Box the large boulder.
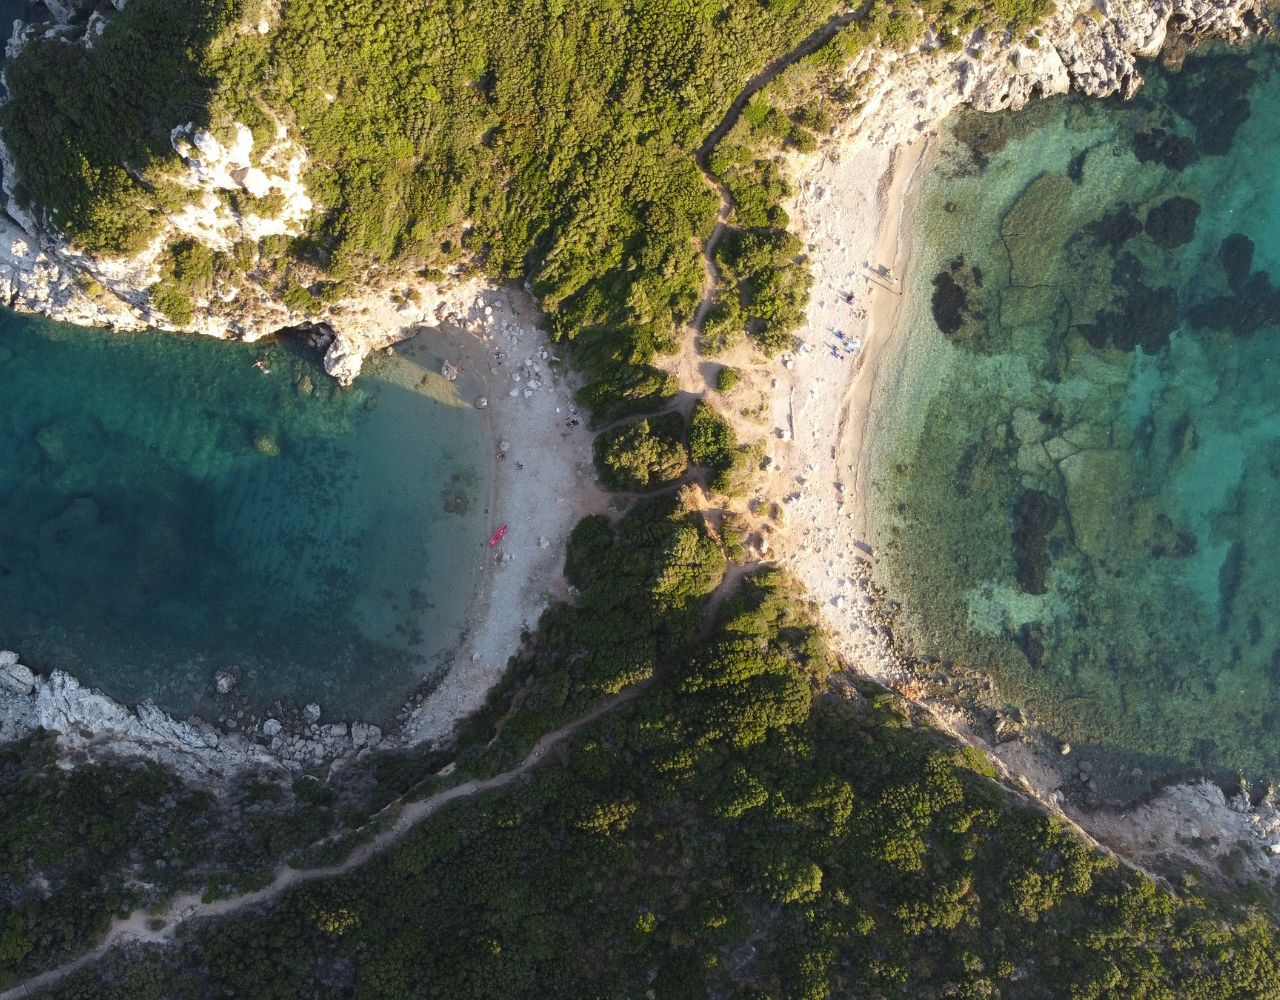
[0,651,36,696]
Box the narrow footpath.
[687,8,860,339]
[0,687,642,1000]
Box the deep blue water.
[868,42,1280,791]
[0,316,488,725]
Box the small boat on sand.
[488,524,509,547]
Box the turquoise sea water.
[0,316,489,725]
[868,42,1280,791]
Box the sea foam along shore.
[0,287,604,781]
[748,0,1280,879]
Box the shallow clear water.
[868,42,1280,790]
[0,315,489,725]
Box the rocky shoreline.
[839,0,1270,149]
[0,0,1273,817]
[0,648,401,780]
[847,565,1280,888]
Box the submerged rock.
[1189,269,1280,336]
[1079,282,1179,355]
[1132,127,1197,170]
[1219,541,1247,632]
[1147,512,1197,559]
[253,430,281,456]
[1083,204,1143,249]
[1219,233,1255,292]
[214,669,238,695]
[1143,195,1201,249]
[1011,488,1059,595]
[930,257,989,350]
[1001,173,1077,286]
[931,269,967,336]
[1165,50,1258,157]
[1060,449,1137,560]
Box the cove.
[868,41,1280,794]
[0,313,489,726]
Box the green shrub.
[593,413,689,492]
[689,401,737,469]
[149,239,219,324]
[716,366,742,393]
[150,282,195,325]
[713,227,812,356]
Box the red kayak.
[488,524,509,547]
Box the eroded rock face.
[841,0,1270,149]
[0,650,395,780]
[0,651,35,695]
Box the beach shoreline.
[762,129,1280,886]
[396,290,607,744]
[0,287,607,777]
[745,135,931,685]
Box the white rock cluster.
[838,0,1268,149]
[168,121,313,247]
[0,651,389,780]
[0,651,279,780]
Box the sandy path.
[0,686,641,1000]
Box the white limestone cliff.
[840,0,1269,149]
[0,0,1267,389]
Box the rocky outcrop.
[1082,777,1280,882]
[0,8,507,385]
[841,0,1270,148]
[0,651,389,781]
[167,121,313,248]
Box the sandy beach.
[717,132,1280,882]
[398,289,608,744]
[733,136,930,682]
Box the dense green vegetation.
[0,0,1050,419]
[1,0,857,417]
[0,0,241,255]
[592,411,689,492]
[33,539,1280,999]
[0,732,453,990]
[451,493,727,777]
[690,399,760,496]
[0,737,211,981]
[706,220,814,355]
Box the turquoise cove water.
[868,42,1280,791]
[0,316,489,725]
